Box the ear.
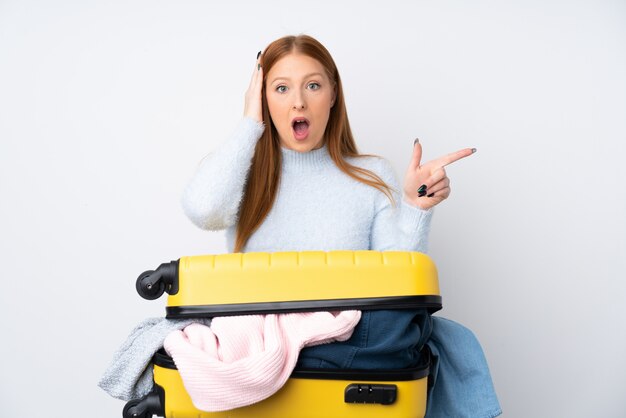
[331,83,337,107]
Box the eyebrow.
[269,72,324,84]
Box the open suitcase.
[123,250,442,418]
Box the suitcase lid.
[162,251,441,318]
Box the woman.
[182,35,501,418]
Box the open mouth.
[292,118,310,140]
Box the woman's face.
[265,53,336,152]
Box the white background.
[1,1,625,417]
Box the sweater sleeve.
[181,117,265,230]
[369,158,433,253]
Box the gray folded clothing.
[98,317,212,401]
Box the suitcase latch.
[344,383,397,405]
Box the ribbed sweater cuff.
[240,117,265,144]
[399,200,433,227]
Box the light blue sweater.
[181,117,433,253]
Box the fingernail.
[258,63,261,71]
[417,184,427,193]
[414,138,420,146]
[471,148,477,153]
[427,193,435,197]
[257,51,261,59]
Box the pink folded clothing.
[163,310,361,412]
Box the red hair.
[235,35,394,252]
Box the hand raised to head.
[243,51,264,122]
[403,139,476,210]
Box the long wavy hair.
[235,34,394,252]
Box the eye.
[276,85,288,93]
[307,82,321,90]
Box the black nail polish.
[257,51,261,59]
[427,193,435,197]
[414,138,420,146]
[257,63,261,70]
[417,185,427,193]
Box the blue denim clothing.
[297,310,501,418]
[426,317,501,418]
[298,310,431,369]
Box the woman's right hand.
[243,51,264,122]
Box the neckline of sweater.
[281,144,334,171]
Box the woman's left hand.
[403,140,476,210]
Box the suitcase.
[124,250,441,418]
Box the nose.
[292,90,306,110]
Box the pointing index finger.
[434,148,476,168]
